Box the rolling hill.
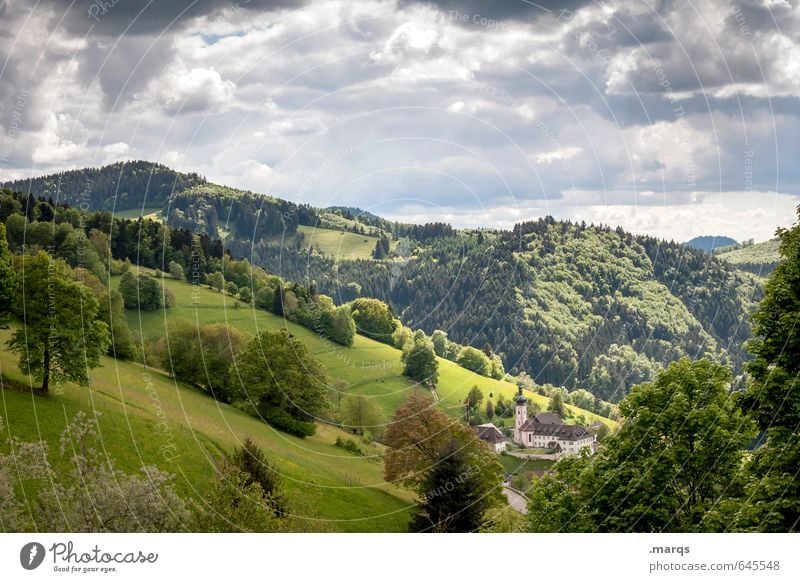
[0,265,613,532]
[4,161,760,403]
[716,238,781,276]
[122,267,615,428]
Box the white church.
[513,386,594,456]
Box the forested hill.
[251,219,759,401]
[2,161,206,212]
[5,162,761,402]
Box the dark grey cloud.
[77,35,174,109]
[43,0,309,36]
[400,0,594,24]
[723,0,797,35]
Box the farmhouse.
[473,423,506,452]
[513,387,594,456]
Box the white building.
[513,387,594,456]
[474,423,507,452]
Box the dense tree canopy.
[384,392,505,530]
[0,224,16,327]
[401,334,439,386]
[233,330,329,437]
[734,209,800,531]
[527,358,754,532]
[350,297,397,343]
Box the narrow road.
[503,485,529,515]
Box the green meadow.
[0,269,612,532]
[0,324,414,532]
[125,271,616,429]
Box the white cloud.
[384,190,800,243]
[138,66,236,115]
[535,146,583,164]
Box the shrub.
[260,407,316,438]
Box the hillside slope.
[6,162,759,402]
[123,269,614,428]
[0,326,414,532]
[716,238,781,276]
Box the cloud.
[384,190,800,242]
[138,66,237,115]
[0,0,797,243]
[534,145,582,164]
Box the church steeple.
[514,385,528,444]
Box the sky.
[1,0,798,242]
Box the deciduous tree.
[7,252,110,394]
[384,393,505,529]
[341,394,384,438]
[733,210,800,531]
[234,330,329,436]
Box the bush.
[335,437,363,455]
[119,272,168,311]
[260,407,316,438]
[255,287,274,310]
[458,346,492,376]
[349,297,397,343]
[239,286,253,303]
[168,260,184,279]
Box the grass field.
[498,454,555,476]
[112,207,164,221]
[270,225,398,262]
[123,270,616,429]
[0,324,414,532]
[297,225,380,261]
[0,270,613,531]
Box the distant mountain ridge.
[684,235,738,253]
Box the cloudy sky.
[1,0,798,242]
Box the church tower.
[514,385,528,444]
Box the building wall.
[518,430,594,456]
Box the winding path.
[502,485,529,515]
